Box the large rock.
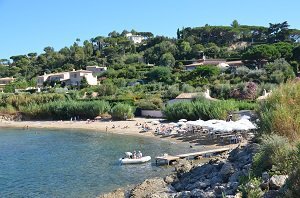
[130,178,174,198]
[175,159,193,177]
[164,174,177,184]
[269,175,288,190]
[214,185,226,196]
[98,189,125,198]
[191,189,215,198]
[220,163,235,182]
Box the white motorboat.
[119,152,151,164]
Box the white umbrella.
[179,119,188,122]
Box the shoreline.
[0,117,240,152]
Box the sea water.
[0,128,194,197]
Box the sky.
[0,0,300,59]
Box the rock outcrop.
[99,143,290,198]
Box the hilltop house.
[0,77,15,92]
[37,67,98,87]
[125,33,144,44]
[184,59,243,71]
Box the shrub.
[163,99,257,121]
[238,176,263,198]
[110,103,134,120]
[20,100,110,120]
[258,81,300,141]
[252,134,296,176]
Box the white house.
[37,72,70,87]
[0,77,15,86]
[0,77,15,92]
[69,70,97,86]
[37,67,98,87]
[125,33,144,44]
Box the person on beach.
[106,126,108,132]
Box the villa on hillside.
[168,89,218,104]
[0,77,15,92]
[184,59,243,71]
[168,93,200,104]
[37,67,99,87]
[125,33,144,44]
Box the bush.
[20,100,110,120]
[110,103,134,120]
[258,81,300,141]
[252,134,296,176]
[238,176,263,198]
[163,99,257,121]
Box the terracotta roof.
[175,93,200,99]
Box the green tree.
[273,42,293,60]
[242,44,280,66]
[293,45,300,62]
[231,20,239,28]
[177,41,192,60]
[146,66,172,83]
[159,53,175,67]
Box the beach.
[0,117,241,151]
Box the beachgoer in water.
[106,126,108,132]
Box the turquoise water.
[0,128,194,197]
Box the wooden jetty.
[155,147,231,165]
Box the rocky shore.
[99,143,289,198]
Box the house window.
[74,74,77,78]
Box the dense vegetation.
[238,82,300,197]
[0,20,300,121]
[163,99,257,121]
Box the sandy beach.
[0,117,241,151]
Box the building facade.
[37,68,98,87]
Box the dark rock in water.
[269,175,288,190]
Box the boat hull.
[119,156,151,164]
